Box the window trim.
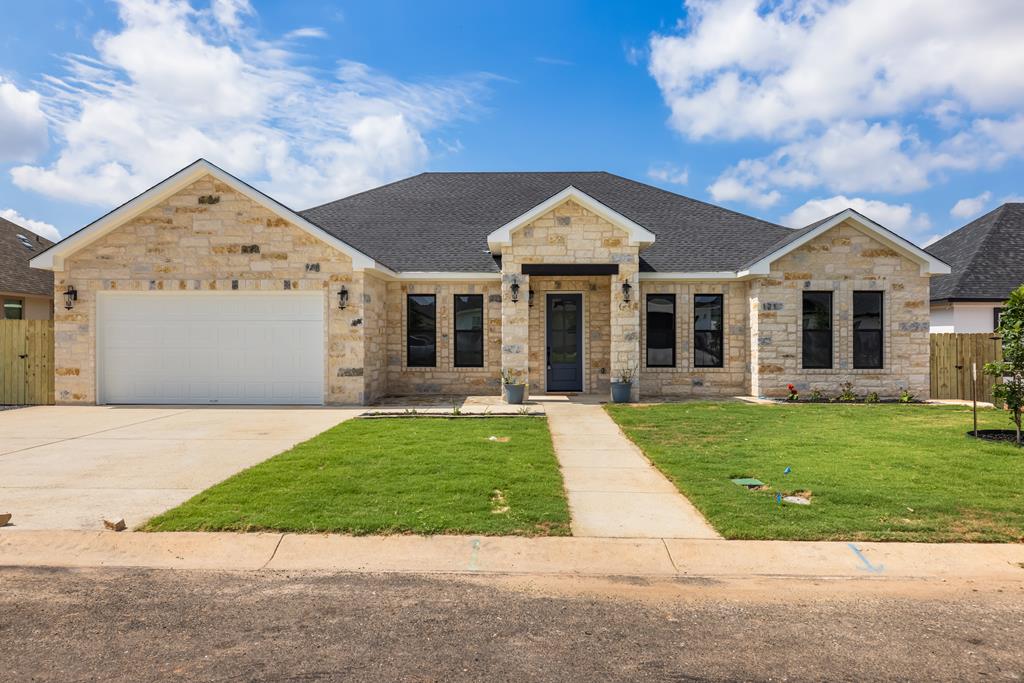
[853,290,884,370]
[994,307,1004,331]
[453,293,484,368]
[406,293,437,368]
[693,293,724,369]
[645,293,676,368]
[3,298,24,320]
[801,290,833,370]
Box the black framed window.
[994,307,1004,331]
[407,294,436,367]
[454,294,484,367]
[802,291,833,369]
[646,294,675,367]
[694,294,724,368]
[853,291,883,369]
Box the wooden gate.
[930,333,1003,401]
[0,320,55,405]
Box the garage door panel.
[99,293,325,405]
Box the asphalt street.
[1,566,1022,682]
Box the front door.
[546,293,583,392]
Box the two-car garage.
[97,292,325,405]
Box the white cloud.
[0,208,61,241]
[647,163,688,186]
[283,27,328,39]
[11,0,491,209]
[0,78,48,162]
[649,0,1024,141]
[783,196,931,240]
[950,191,992,219]
[649,0,1024,203]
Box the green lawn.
[144,417,570,535]
[606,402,1024,542]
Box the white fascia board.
[739,209,952,277]
[30,159,385,274]
[639,271,738,281]
[390,271,502,281]
[486,185,656,254]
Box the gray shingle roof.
[927,203,1024,301]
[300,172,796,273]
[0,217,54,297]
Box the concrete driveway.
[0,406,361,530]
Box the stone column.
[500,270,529,399]
[610,264,641,400]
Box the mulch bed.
[967,429,1023,446]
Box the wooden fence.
[930,333,1003,401]
[0,319,54,405]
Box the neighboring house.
[928,203,1024,333]
[1,217,54,320]
[30,159,949,406]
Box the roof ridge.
[300,172,429,212]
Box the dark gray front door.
[546,293,583,392]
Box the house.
[928,203,1024,333]
[1,216,54,320]
[29,159,949,405]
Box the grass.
[143,416,570,536]
[606,402,1024,542]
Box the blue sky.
[1,0,1022,245]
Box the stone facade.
[748,220,931,399]
[499,200,640,398]
[50,176,934,405]
[385,280,503,395]
[54,175,364,404]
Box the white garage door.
[98,292,325,405]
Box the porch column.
[610,264,641,401]
[500,270,530,397]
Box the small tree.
[985,284,1024,446]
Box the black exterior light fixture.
[621,281,632,303]
[338,286,349,310]
[510,278,520,303]
[63,285,78,310]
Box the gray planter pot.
[503,383,526,405]
[610,381,633,403]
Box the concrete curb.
[1,530,1022,581]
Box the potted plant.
[610,365,637,403]
[501,368,526,405]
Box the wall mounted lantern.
[621,281,632,303]
[510,278,520,303]
[528,289,535,307]
[338,286,349,310]
[63,285,78,310]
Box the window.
[646,294,675,367]
[802,291,833,369]
[853,291,883,369]
[994,307,1004,331]
[3,299,23,320]
[406,294,436,367]
[454,294,484,367]
[694,294,724,368]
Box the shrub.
[865,392,879,403]
[837,382,857,402]
[898,387,915,403]
[985,284,1024,446]
[809,388,824,402]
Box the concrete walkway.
[1,530,1022,582]
[541,397,719,539]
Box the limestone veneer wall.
[53,174,366,405]
[384,280,503,395]
[639,281,750,397]
[748,220,931,399]
[499,200,640,398]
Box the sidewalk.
[2,530,1022,581]
[542,397,719,539]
